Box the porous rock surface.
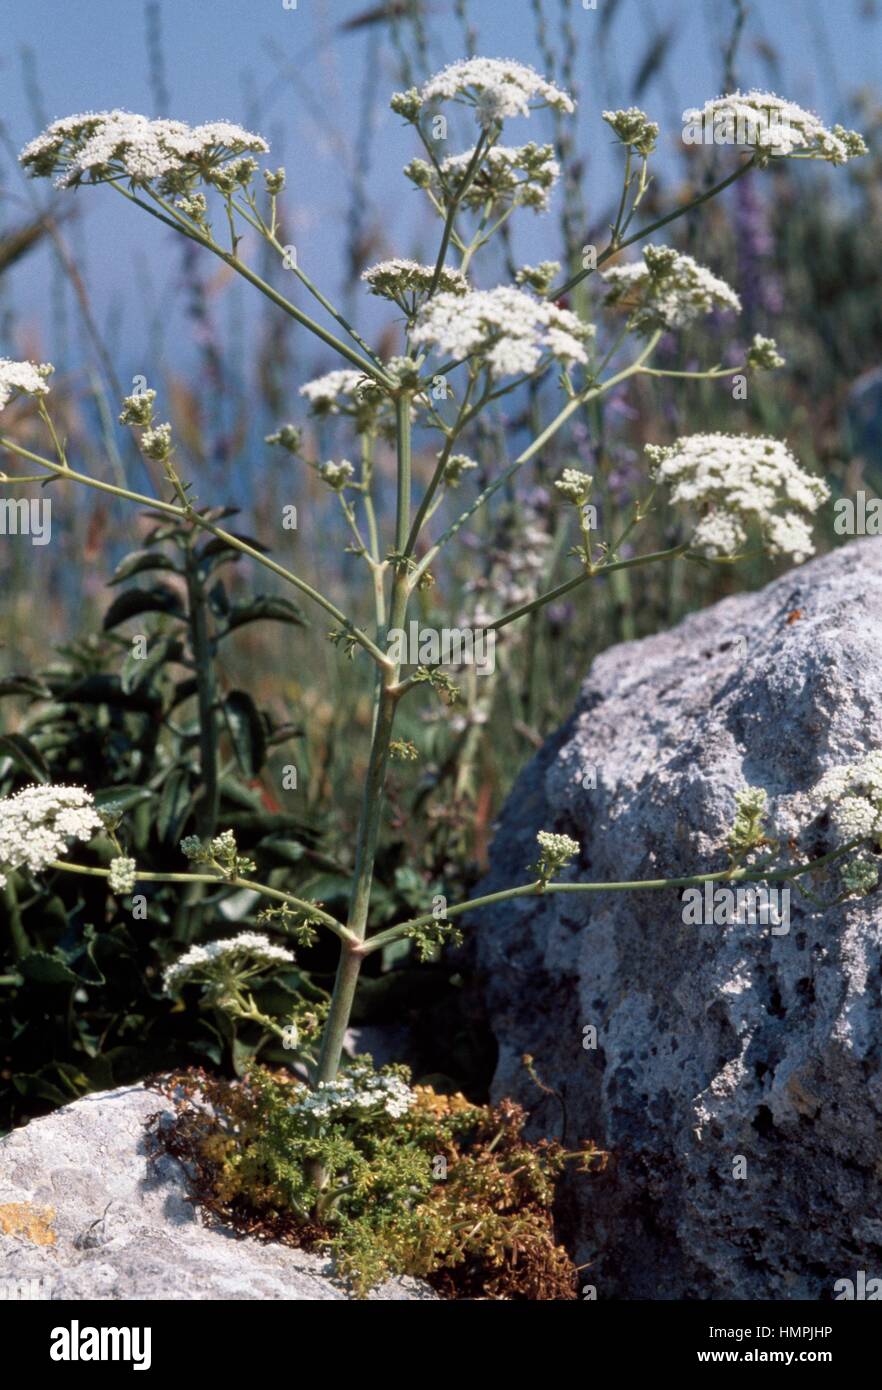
[474,537,882,1300]
[0,1084,437,1300]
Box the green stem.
[361,841,856,958]
[184,544,220,838]
[49,860,354,943]
[0,436,391,671]
[486,544,689,633]
[549,154,757,300]
[313,404,414,1087]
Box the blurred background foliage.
[1,0,879,1127]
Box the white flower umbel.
[535,829,580,883]
[19,111,269,190]
[810,751,882,895]
[162,931,296,996]
[288,1060,415,1122]
[0,785,102,882]
[406,143,560,213]
[603,245,741,333]
[648,434,829,563]
[361,259,468,313]
[108,856,137,895]
[0,359,53,412]
[411,285,592,379]
[684,91,867,165]
[395,58,574,129]
[298,369,383,418]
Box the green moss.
[149,1059,605,1299]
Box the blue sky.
[0,0,878,379]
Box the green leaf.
[108,550,181,585]
[103,584,185,630]
[19,951,80,986]
[156,767,193,844]
[93,784,155,814]
[0,733,50,782]
[223,690,267,777]
[224,595,306,633]
[0,675,52,699]
[121,635,183,695]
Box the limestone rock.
[474,538,882,1299]
[0,1084,437,1300]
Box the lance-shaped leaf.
[223,690,267,776]
[103,584,185,630]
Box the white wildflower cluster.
[812,752,882,896]
[0,359,53,412]
[405,143,560,213]
[19,111,269,191]
[535,829,580,881]
[554,468,593,505]
[108,856,137,895]
[180,828,255,879]
[602,107,660,155]
[411,285,592,378]
[683,91,867,165]
[139,422,173,462]
[603,245,741,333]
[0,785,102,888]
[515,261,561,295]
[442,453,478,487]
[162,931,295,997]
[361,259,468,313]
[318,459,355,491]
[288,1060,415,1122]
[393,58,574,130]
[746,334,785,371]
[647,433,829,562]
[298,370,385,420]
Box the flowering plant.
[0,60,872,1263]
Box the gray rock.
[0,1084,437,1300]
[474,537,882,1300]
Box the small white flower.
[298,370,382,417]
[287,1061,416,1123]
[162,931,295,996]
[603,107,660,155]
[554,468,592,505]
[603,245,741,333]
[20,111,269,190]
[0,359,53,412]
[443,453,478,487]
[0,785,103,879]
[683,91,867,165]
[411,285,592,379]
[399,58,574,129]
[406,143,560,213]
[318,458,355,491]
[361,258,468,310]
[647,433,829,562]
[108,856,137,895]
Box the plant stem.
[50,860,354,943]
[548,154,757,300]
[360,840,857,958]
[0,436,391,671]
[313,400,414,1086]
[184,544,220,838]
